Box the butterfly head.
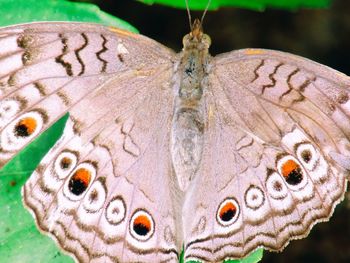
[183,18,211,51]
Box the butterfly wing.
[0,23,181,262]
[183,48,350,261]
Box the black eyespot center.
[68,178,87,196]
[273,181,283,191]
[281,159,304,186]
[130,211,154,240]
[221,209,235,222]
[218,199,238,225]
[133,223,150,236]
[68,168,91,196]
[14,117,37,137]
[286,167,303,185]
[60,157,72,169]
[89,189,98,202]
[14,123,30,137]
[301,149,312,163]
[112,207,120,215]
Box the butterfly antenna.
[201,0,212,25]
[185,0,193,31]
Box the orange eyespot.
[217,198,240,226]
[281,159,299,177]
[130,210,154,241]
[133,215,151,236]
[73,168,91,185]
[68,168,91,195]
[14,117,37,137]
[281,159,303,185]
[219,202,236,222]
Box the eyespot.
[14,116,38,137]
[277,155,309,191]
[0,99,21,124]
[68,167,91,195]
[54,151,77,179]
[11,111,45,139]
[1,111,46,152]
[244,185,265,210]
[296,143,328,183]
[83,177,107,213]
[296,143,318,171]
[265,171,294,211]
[105,196,126,225]
[216,198,240,227]
[130,210,155,241]
[64,163,96,200]
[280,158,303,185]
[266,171,289,199]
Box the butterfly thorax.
[171,19,211,191]
[179,19,211,102]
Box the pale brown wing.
[0,22,181,262]
[183,48,349,261]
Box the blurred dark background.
[92,0,350,75]
[78,0,349,262]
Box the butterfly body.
[0,21,349,262]
[171,19,211,191]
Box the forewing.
[183,48,349,261]
[0,23,181,262]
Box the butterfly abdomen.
[171,106,205,191]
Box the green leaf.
[0,0,137,32]
[0,114,72,263]
[231,249,263,263]
[138,0,331,11]
[180,247,263,262]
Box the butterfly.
[0,5,349,263]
